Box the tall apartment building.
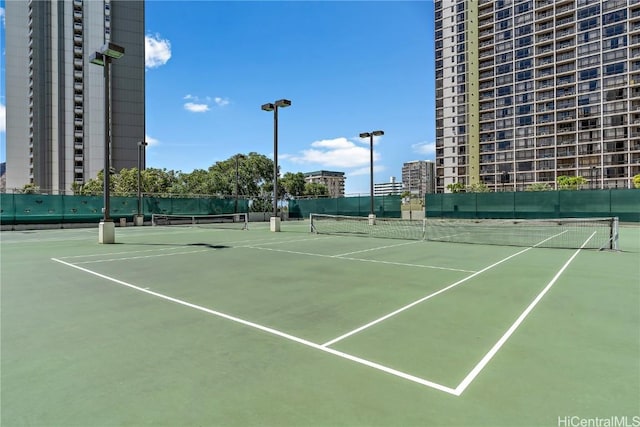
[435,0,640,192]
[5,0,145,193]
[303,170,346,197]
[374,176,404,196]
[402,160,436,197]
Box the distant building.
[374,176,403,196]
[402,161,435,197]
[303,170,346,197]
[5,0,145,193]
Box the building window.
[604,62,625,76]
[579,68,599,81]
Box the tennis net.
[151,213,248,230]
[309,214,425,240]
[309,214,619,250]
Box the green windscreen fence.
[426,189,640,222]
[0,194,249,225]
[146,197,246,216]
[288,195,401,219]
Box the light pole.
[90,42,125,243]
[359,130,384,220]
[136,140,148,225]
[234,154,245,214]
[261,99,291,231]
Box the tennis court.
[1,219,639,426]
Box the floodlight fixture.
[99,42,125,59]
[360,130,385,216]
[274,99,292,108]
[90,42,125,243]
[89,52,105,66]
[262,99,292,220]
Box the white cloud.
[145,134,159,147]
[182,95,229,111]
[145,33,171,69]
[0,104,5,133]
[412,141,436,158]
[348,165,387,177]
[184,102,210,113]
[214,97,230,107]
[0,8,5,27]
[282,137,379,168]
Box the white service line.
[453,231,596,396]
[321,230,570,348]
[57,246,189,259]
[332,240,420,257]
[71,249,210,264]
[50,257,457,395]
[237,236,328,247]
[245,245,475,273]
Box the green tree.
[280,172,306,199]
[304,182,328,197]
[21,183,40,194]
[557,175,587,190]
[633,174,640,189]
[78,169,109,195]
[79,167,178,196]
[142,168,179,196]
[71,182,83,195]
[170,169,213,195]
[466,182,490,193]
[113,167,138,196]
[446,182,465,193]
[526,182,552,191]
[201,152,274,198]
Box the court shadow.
[188,243,230,249]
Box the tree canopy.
[75,153,328,201]
[556,175,587,190]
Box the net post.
[611,217,619,251]
[422,218,427,240]
[309,213,315,233]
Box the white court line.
[453,231,596,396]
[237,236,328,247]
[52,236,324,262]
[245,245,475,273]
[321,230,569,347]
[57,246,189,259]
[50,257,457,395]
[72,249,210,264]
[0,235,93,244]
[332,240,420,257]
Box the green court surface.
[1,221,638,426]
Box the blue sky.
[0,1,435,195]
